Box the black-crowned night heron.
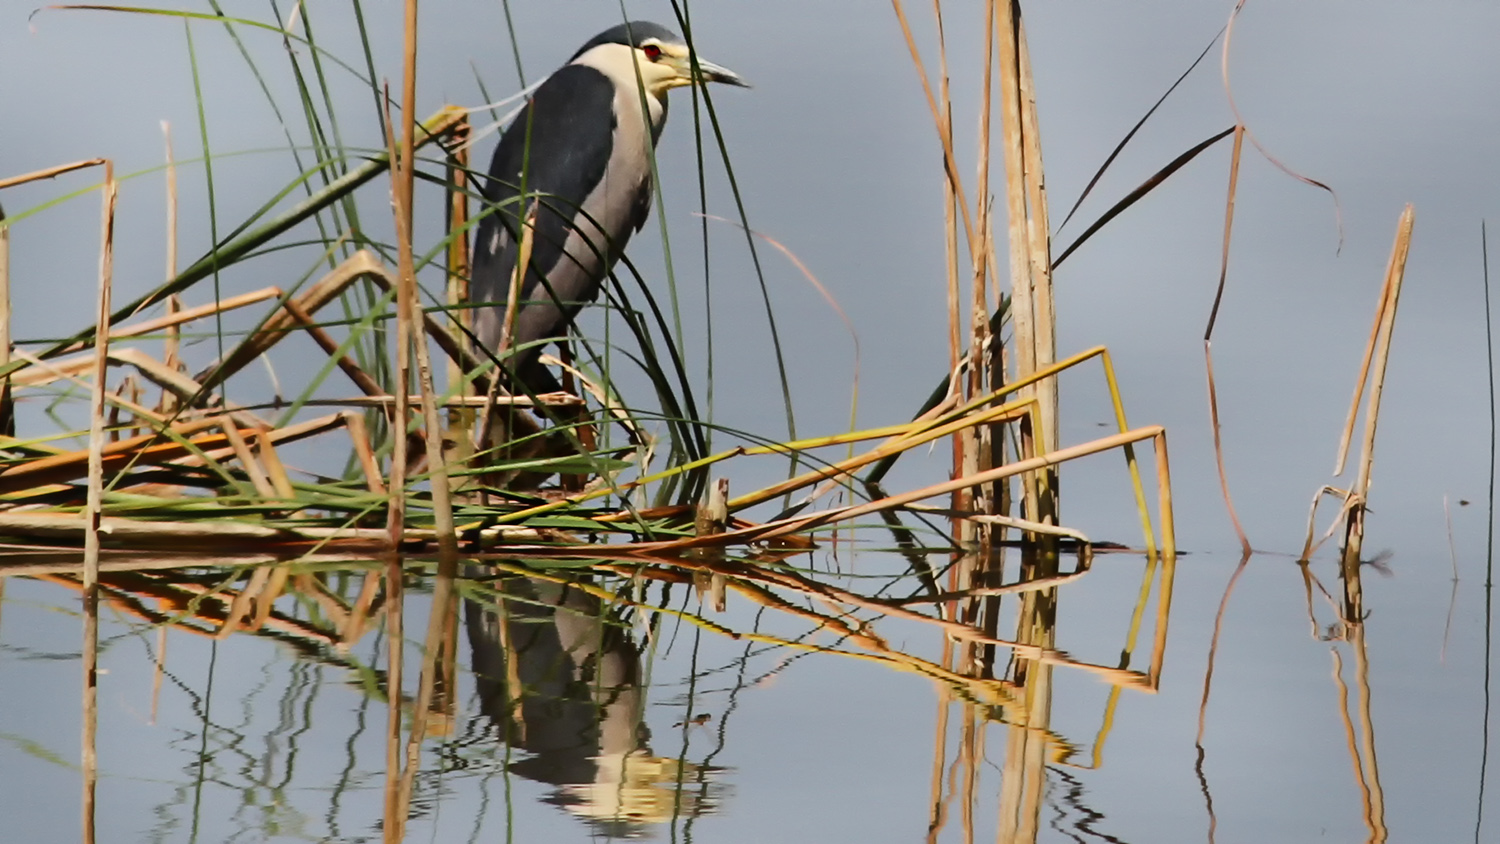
[471,20,747,395]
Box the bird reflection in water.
[465,572,722,834]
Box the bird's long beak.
[686,55,750,88]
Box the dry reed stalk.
[387,8,423,837]
[994,0,1054,530]
[281,298,387,397]
[311,394,581,408]
[1341,205,1414,611]
[161,123,180,395]
[17,331,290,387]
[254,426,297,499]
[383,128,458,565]
[931,0,966,543]
[1017,15,1057,457]
[0,201,10,436]
[498,202,538,356]
[1154,430,1178,560]
[114,287,282,353]
[193,250,383,393]
[82,159,116,844]
[692,478,730,610]
[444,124,474,498]
[729,400,1034,511]
[966,0,997,643]
[0,158,107,191]
[361,262,487,385]
[7,348,170,427]
[0,417,217,491]
[1204,126,1252,554]
[343,411,388,494]
[176,412,345,467]
[889,1,981,257]
[384,91,412,555]
[219,421,276,498]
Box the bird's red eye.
[642,44,662,61]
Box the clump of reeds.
[0,2,1196,838]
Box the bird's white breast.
[557,44,668,274]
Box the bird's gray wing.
[470,64,618,389]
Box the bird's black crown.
[569,20,683,61]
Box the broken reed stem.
[82,160,116,844]
[1342,205,1414,607]
[0,157,108,191]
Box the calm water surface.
[0,521,1490,842]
